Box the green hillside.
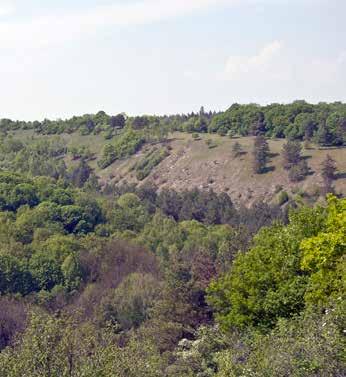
[6,128,346,205]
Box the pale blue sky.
[0,0,345,120]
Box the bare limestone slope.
[98,132,346,206]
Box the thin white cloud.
[222,41,346,104]
[224,41,346,83]
[0,1,317,50]
[225,40,283,79]
[0,0,237,49]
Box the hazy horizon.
[3,98,346,123]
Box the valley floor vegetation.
[0,101,345,377]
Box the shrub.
[98,129,144,169]
[135,148,169,181]
[231,142,242,158]
[215,303,345,377]
[205,139,217,149]
[207,204,327,329]
[277,191,289,205]
[288,160,309,182]
[98,273,160,330]
[227,129,236,138]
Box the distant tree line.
[1,101,345,146]
[209,101,346,146]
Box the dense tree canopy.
[207,195,345,330]
[1,100,346,146]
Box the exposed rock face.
[98,134,346,207]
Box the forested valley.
[0,101,345,376]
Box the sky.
[0,0,345,120]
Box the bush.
[98,129,144,169]
[288,159,309,182]
[0,254,33,295]
[205,139,217,149]
[274,184,283,194]
[231,141,242,158]
[207,204,327,329]
[215,303,345,377]
[135,148,169,181]
[98,273,160,330]
[227,129,236,138]
[277,191,289,205]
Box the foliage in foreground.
[207,195,345,330]
[0,156,344,377]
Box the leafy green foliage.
[207,205,327,329]
[0,137,68,179]
[1,101,345,147]
[277,190,289,205]
[208,197,345,332]
[98,272,160,330]
[98,129,144,168]
[288,159,309,182]
[0,254,32,295]
[109,193,149,233]
[209,101,346,145]
[300,195,346,306]
[0,311,166,377]
[135,147,169,180]
[0,172,102,296]
[215,301,345,377]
